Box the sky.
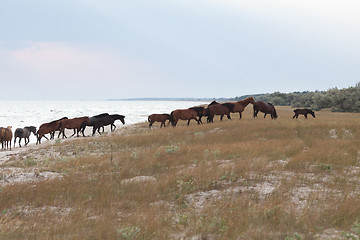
[0,0,359,100]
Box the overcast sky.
[1,0,359,100]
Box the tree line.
[231,82,360,113]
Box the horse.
[148,114,171,128]
[14,126,37,147]
[170,109,200,126]
[37,117,67,144]
[82,113,125,136]
[206,103,234,123]
[0,126,13,150]
[189,107,207,124]
[253,101,278,119]
[226,97,255,119]
[293,109,315,119]
[58,117,91,138]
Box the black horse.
[189,107,207,124]
[293,109,315,119]
[81,113,125,136]
[14,126,37,147]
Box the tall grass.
[1,106,360,239]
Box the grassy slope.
[1,106,360,239]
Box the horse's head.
[26,126,37,135]
[310,110,316,118]
[249,97,255,104]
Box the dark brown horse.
[148,114,171,128]
[59,117,91,138]
[189,107,207,124]
[207,103,235,123]
[37,117,67,144]
[293,109,315,119]
[226,97,255,119]
[14,126,37,147]
[253,101,278,119]
[81,113,125,136]
[170,109,200,126]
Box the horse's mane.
[48,117,68,124]
[92,113,109,118]
[208,101,219,106]
[109,114,125,118]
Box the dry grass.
[1,106,360,239]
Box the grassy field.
[1,106,360,239]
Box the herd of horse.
[148,97,315,128]
[0,98,316,151]
[0,113,125,150]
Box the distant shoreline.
[107,98,230,101]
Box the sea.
[0,100,209,146]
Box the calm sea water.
[0,100,208,145]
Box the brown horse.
[207,103,234,123]
[59,117,91,138]
[37,117,67,144]
[0,126,13,150]
[253,101,278,119]
[293,109,315,119]
[226,97,255,119]
[148,114,171,128]
[170,109,200,126]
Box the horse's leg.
[305,114,308,119]
[220,114,224,121]
[14,137,17,148]
[239,112,242,119]
[19,138,22,148]
[227,114,231,120]
[111,124,116,131]
[264,113,267,118]
[198,116,203,124]
[187,119,191,126]
[70,129,76,137]
[62,130,67,139]
[25,137,29,146]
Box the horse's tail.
[148,115,151,122]
[268,103,278,118]
[169,111,176,125]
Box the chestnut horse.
[59,117,91,138]
[148,114,171,128]
[170,109,200,126]
[207,103,235,123]
[226,97,255,119]
[0,126,13,150]
[14,126,37,147]
[293,109,315,119]
[37,117,68,144]
[253,101,278,119]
